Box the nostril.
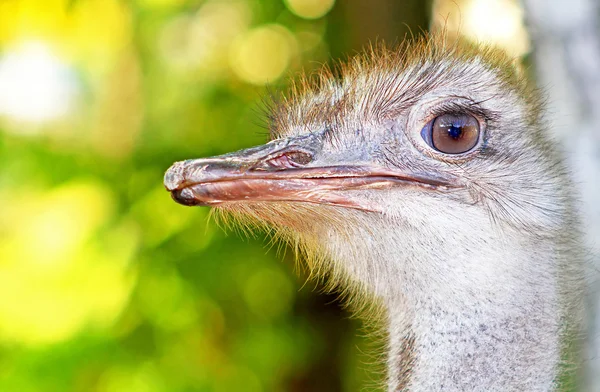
[286,151,312,165]
[261,151,313,170]
[171,188,200,206]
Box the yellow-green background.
[0,0,530,391]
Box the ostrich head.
[164,37,581,390]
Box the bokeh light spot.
[432,0,529,58]
[8,180,115,269]
[464,0,529,56]
[284,0,336,20]
[230,25,296,85]
[0,42,76,125]
[159,0,251,73]
[0,180,138,345]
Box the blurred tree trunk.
[328,0,431,57]
[521,0,600,389]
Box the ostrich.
[164,36,584,391]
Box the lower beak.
[164,141,457,211]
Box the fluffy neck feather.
[385,243,561,391]
[317,206,565,391]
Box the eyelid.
[420,120,434,146]
[430,101,495,123]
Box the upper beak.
[164,135,458,212]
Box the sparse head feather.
[268,35,537,140]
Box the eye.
[420,113,480,154]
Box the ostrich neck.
[386,294,561,391]
[365,231,563,391]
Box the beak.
[164,135,458,212]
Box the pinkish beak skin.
[164,136,459,212]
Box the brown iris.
[422,113,480,154]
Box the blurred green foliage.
[0,0,428,390]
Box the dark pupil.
[447,125,463,140]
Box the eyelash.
[429,102,493,123]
